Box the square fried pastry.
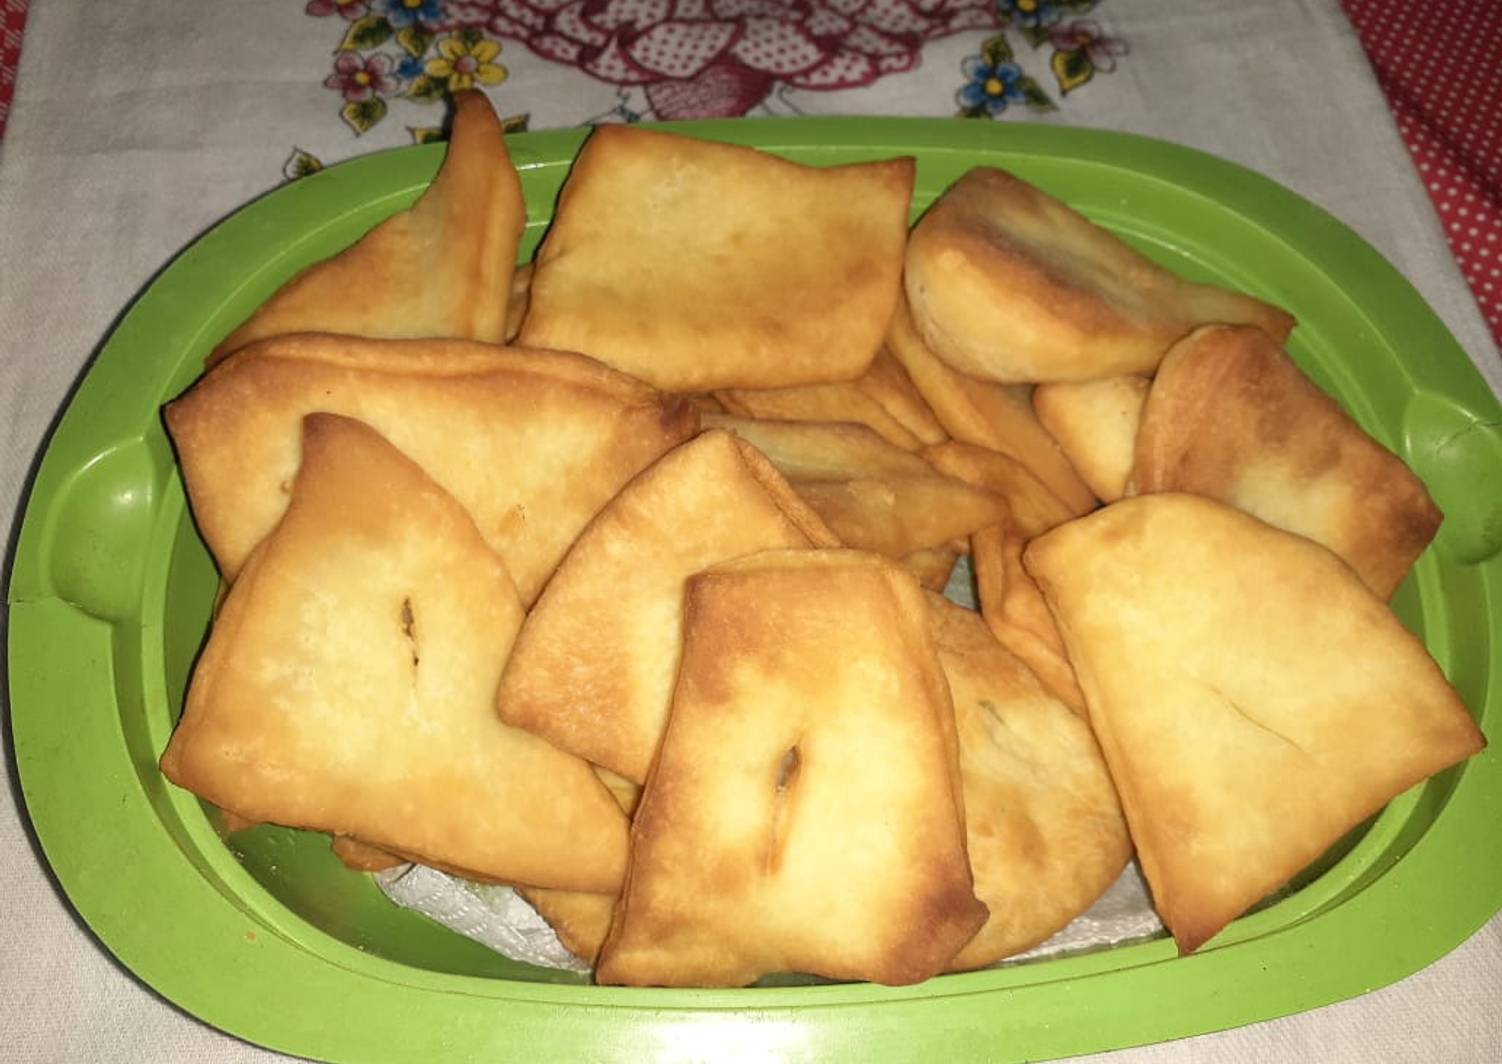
[904,167,1295,383]
[518,126,913,390]
[886,294,1097,515]
[595,550,988,987]
[922,441,1086,714]
[160,414,631,893]
[1024,494,1485,953]
[211,91,524,362]
[1134,324,1442,599]
[704,415,1009,560]
[1032,375,1150,502]
[924,594,1130,969]
[166,333,698,604]
[496,429,839,785]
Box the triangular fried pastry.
[1134,325,1442,599]
[904,167,1294,383]
[1032,376,1150,502]
[211,91,524,362]
[596,550,987,987]
[167,334,698,604]
[518,126,913,390]
[923,594,1130,969]
[714,347,947,452]
[887,295,1097,514]
[704,415,1008,558]
[497,429,839,784]
[1024,494,1485,953]
[160,414,630,893]
[922,441,1085,712]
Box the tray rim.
[7,115,1501,1063]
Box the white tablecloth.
[2,0,1498,1060]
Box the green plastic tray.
[9,118,1502,1062]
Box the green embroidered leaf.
[980,34,1014,68]
[457,27,486,48]
[500,113,531,134]
[396,25,433,59]
[1055,0,1100,12]
[282,148,324,181]
[956,106,986,119]
[407,125,446,144]
[1019,23,1051,49]
[406,74,448,103]
[340,96,388,135]
[1018,76,1057,112]
[1051,48,1095,94]
[339,15,394,52]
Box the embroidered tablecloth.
[1,1,1500,1061]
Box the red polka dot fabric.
[0,0,27,143]
[1340,0,1502,351]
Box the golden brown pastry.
[211,91,525,361]
[904,167,1295,382]
[596,550,987,987]
[1134,324,1442,599]
[924,594,1131,969]
[161,414,631,893]
[1032,376,1150,502]
[886,295,1097,514]
[518,126,913,390]
[1024,493,1485,953]
[166,333,698,604]
[331,836,405,872]
[497,429,838,784]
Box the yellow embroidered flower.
[425,34,507,92]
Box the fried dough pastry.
[714,348,947,451]
[167,333,698,604]
[922,441,1085,712]
[331,836,405,872]
[497,429,838,784]
[704,415,1008,558]
[903,541,963,591]
[516,886,619,968]
[211,91,524,362]
[887,295,1097,514]
[518,126,913,390]
[504,261,533,343]
[1134,324,1442,599]
[160,414,630,893]
[1024,494,1485,953]
[904,167,1295,382]
[924,595,1130,969]
[1032,376,1150,502]
[596,550,987,987]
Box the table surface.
[2,1,1500,1061]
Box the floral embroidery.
[325,52,400,102]
[377,0,443,29]
[306,0,370,19]
[425,30,507,92]
[958,57,1026,117]
[956,0,1126,116]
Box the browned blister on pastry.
[903,167,1294,383]
[497,429,839,784]
[1134,324,1442,599]
[596,550,988,987]
[923,594,1130,969]
[1033,376,1150,502]
[518,125,913,390]
[166,334,698,604]
[212,91,525,361]
[160,414,631,893]
[887,295,1097,515]
[1024,494,1484,953]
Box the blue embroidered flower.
[396,54,426,81]
[957,57,1026,116]
[1000,0,1061,29]
[377,0,444,29]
